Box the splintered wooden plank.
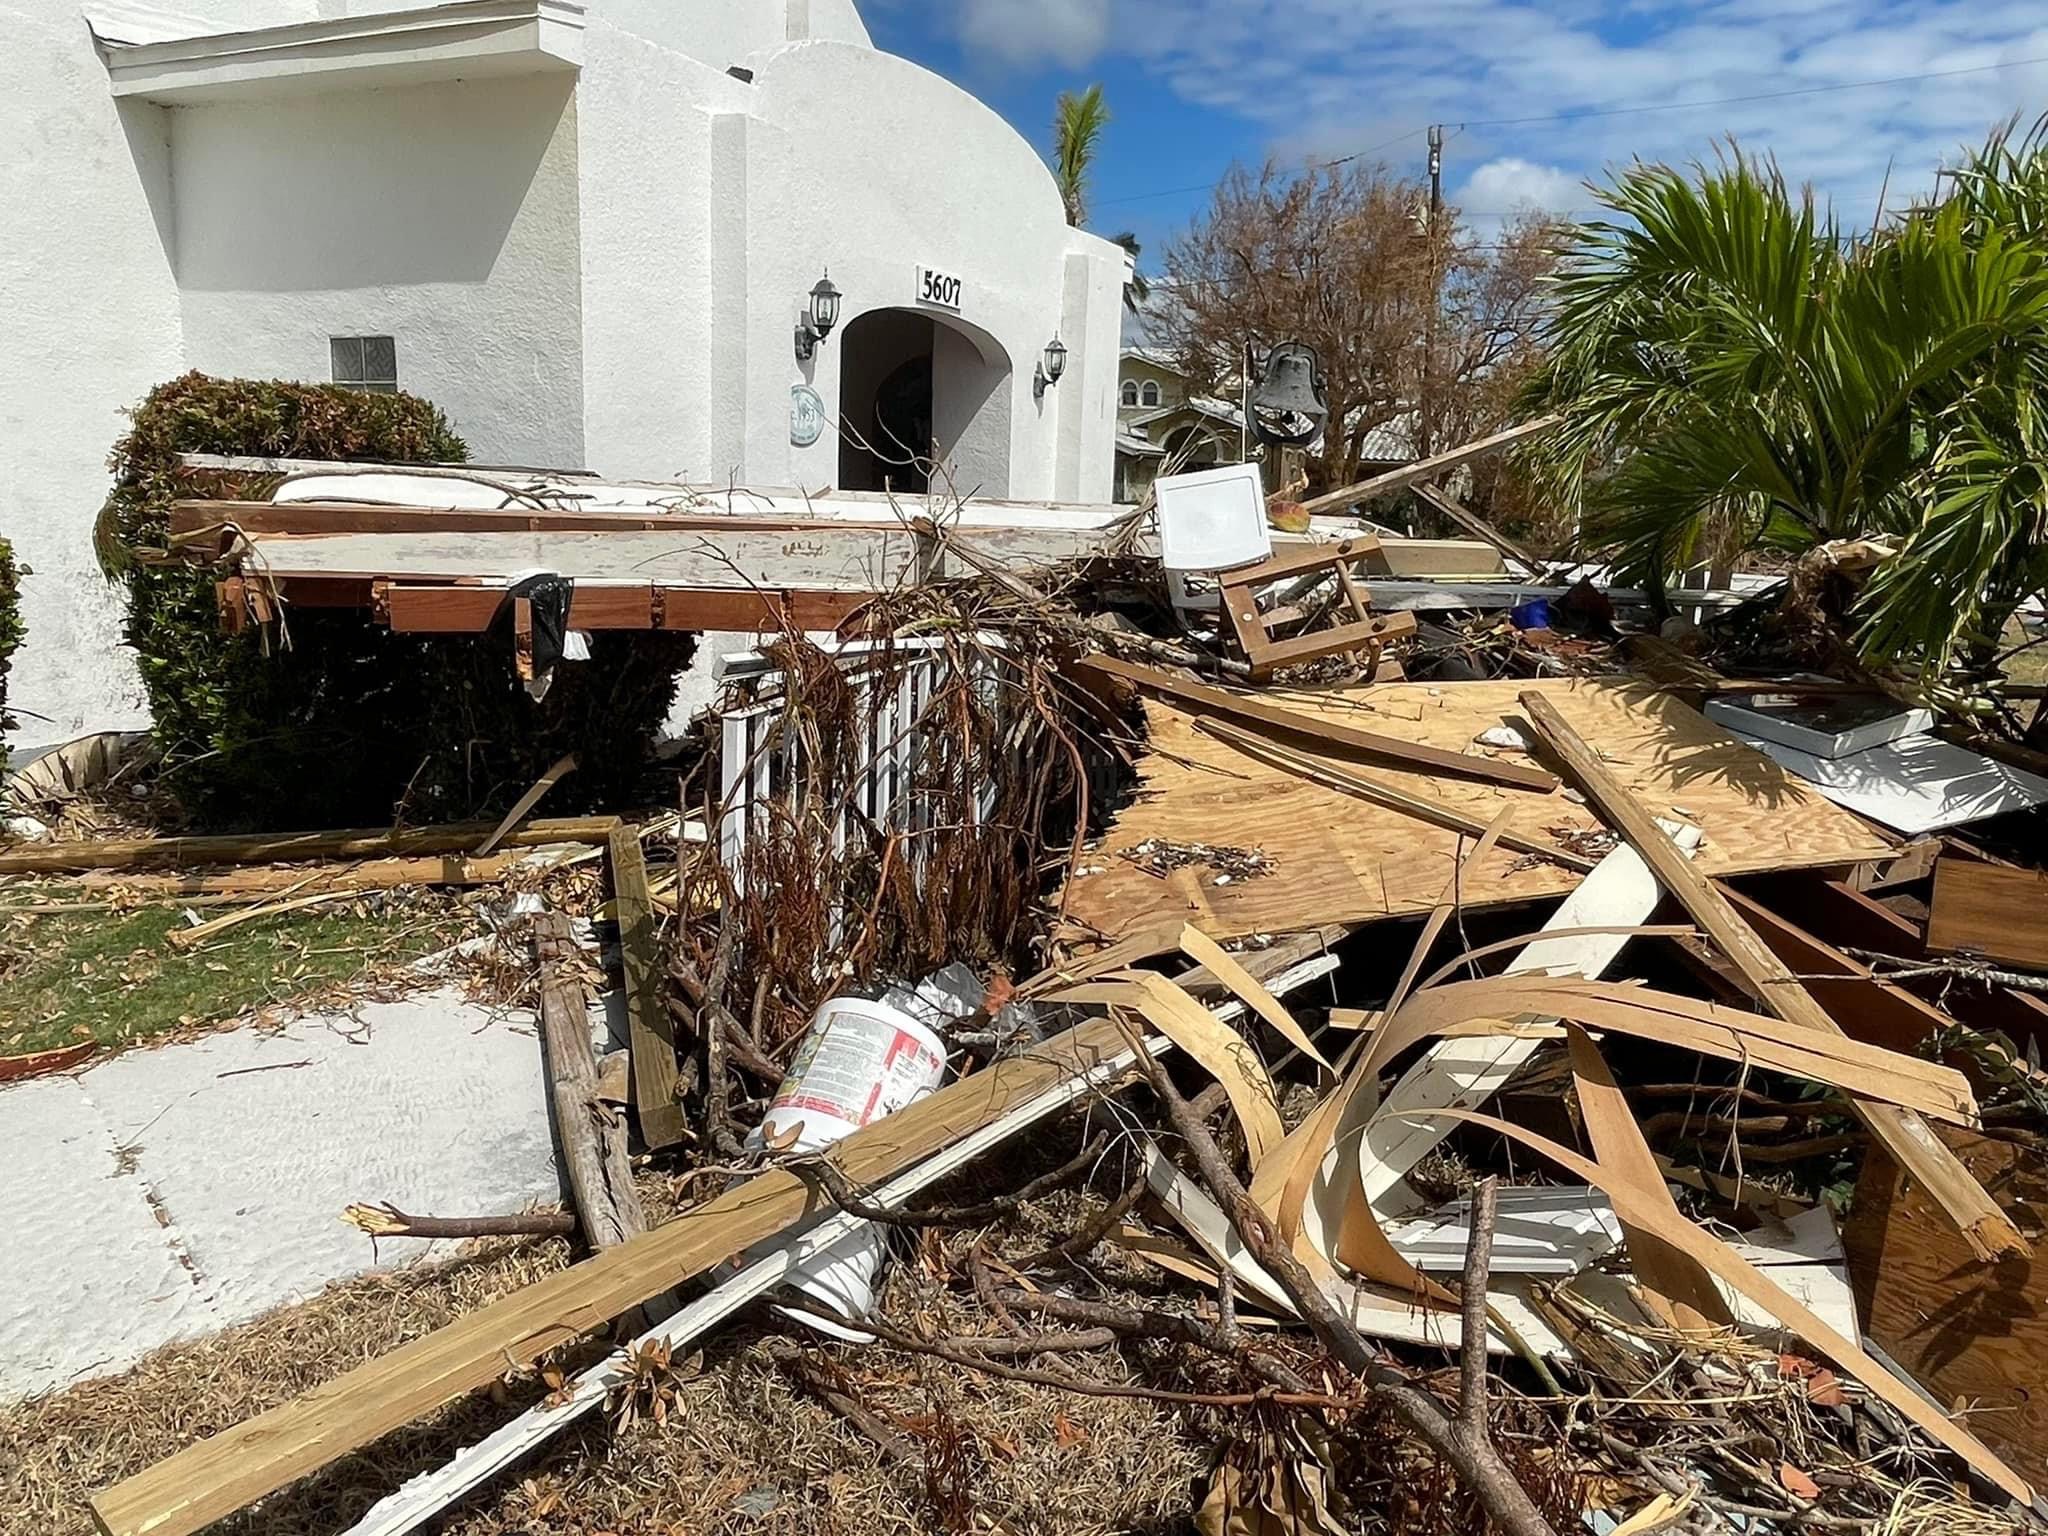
[1928,859,2048,971]
[90,1018,1135,1536]
[1518,690,2024,1262]
[608,825,686,1150]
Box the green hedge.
[104,374,693,829]
[0,535,22,770]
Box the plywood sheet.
[1844,1129,2048,1494]
[1060,678,1890,944]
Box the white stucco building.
[1,0,1129,744]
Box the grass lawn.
[0,897,472,1058]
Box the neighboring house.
[3,0,1128,743]
[1112,347,1246,503]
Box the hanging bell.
[1248,340,1327,447]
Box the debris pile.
[6,440,2048,1536]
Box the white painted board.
[1731,730,2048,834]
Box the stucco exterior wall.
[0,3,182,745]
[594,0,869,67]
[732,40,1122,502]
[574,21,752,481]
[172,73,587,467]
[3,0,1122,750]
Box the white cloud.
[957,0,1111,68]
[1457,158,1585,216]
[1064,0,2048,222]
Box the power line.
[1091,51,2048,213]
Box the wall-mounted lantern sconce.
[1033,334,1068,399]
[793,270,842,362]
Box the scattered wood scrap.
[1518,689,2024,1261]
[608,823,686,1150]
[1062,678,1889,944]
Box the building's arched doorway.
[838,309,1012,496]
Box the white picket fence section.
[714,637,1010,897]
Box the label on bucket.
[770,1005,947,1132]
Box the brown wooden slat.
[0,817,622,876]
[608,825,686,1150]
[1719,885,1957,1054]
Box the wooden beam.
[1929,860,2048,971]
[368,582,866,635]
[608,825,686,1150]
[89,1015,1136,1536]
[0,817,623,876]
[66,852,539,898]
[1518,691,2024,1260]
[533,913,646,1249]
[1078,654,1558,792]
[1300,416,1561,517]
[1719,885,1958,1055]
[1408,482,1548,573]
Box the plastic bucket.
[759,995,949,1152]
[749,994,949,1337]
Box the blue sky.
[864,0,2048,265]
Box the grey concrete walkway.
[0,986,570,1402]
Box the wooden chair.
[1215,536,1417,678]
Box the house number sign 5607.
[917,267,963,309]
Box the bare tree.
[1153,160,1563,512]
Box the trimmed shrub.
[0,536,22,770]
[104,374,693,828]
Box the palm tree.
[1052,84,1109,228]
[1521,132,2048,678]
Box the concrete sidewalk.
[0,987,570,1402]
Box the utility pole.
[1422,125,1445,457]
[1427,123,1444,224]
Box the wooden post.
[533,912,647,1252]
[608,824,688,1150]
[1517,690,2024,1260]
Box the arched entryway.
[838,309,1013,496]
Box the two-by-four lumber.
[0,817,624,876]
[1517,690,2025,1260]
[1928,859,2048,972]
[1408,482,1548,574]
[1078,654,1559,792]
[607,825,687,1150]
[532,912,646,1251]
[1299,415,1561,517]
[88,1016,1135,1536]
